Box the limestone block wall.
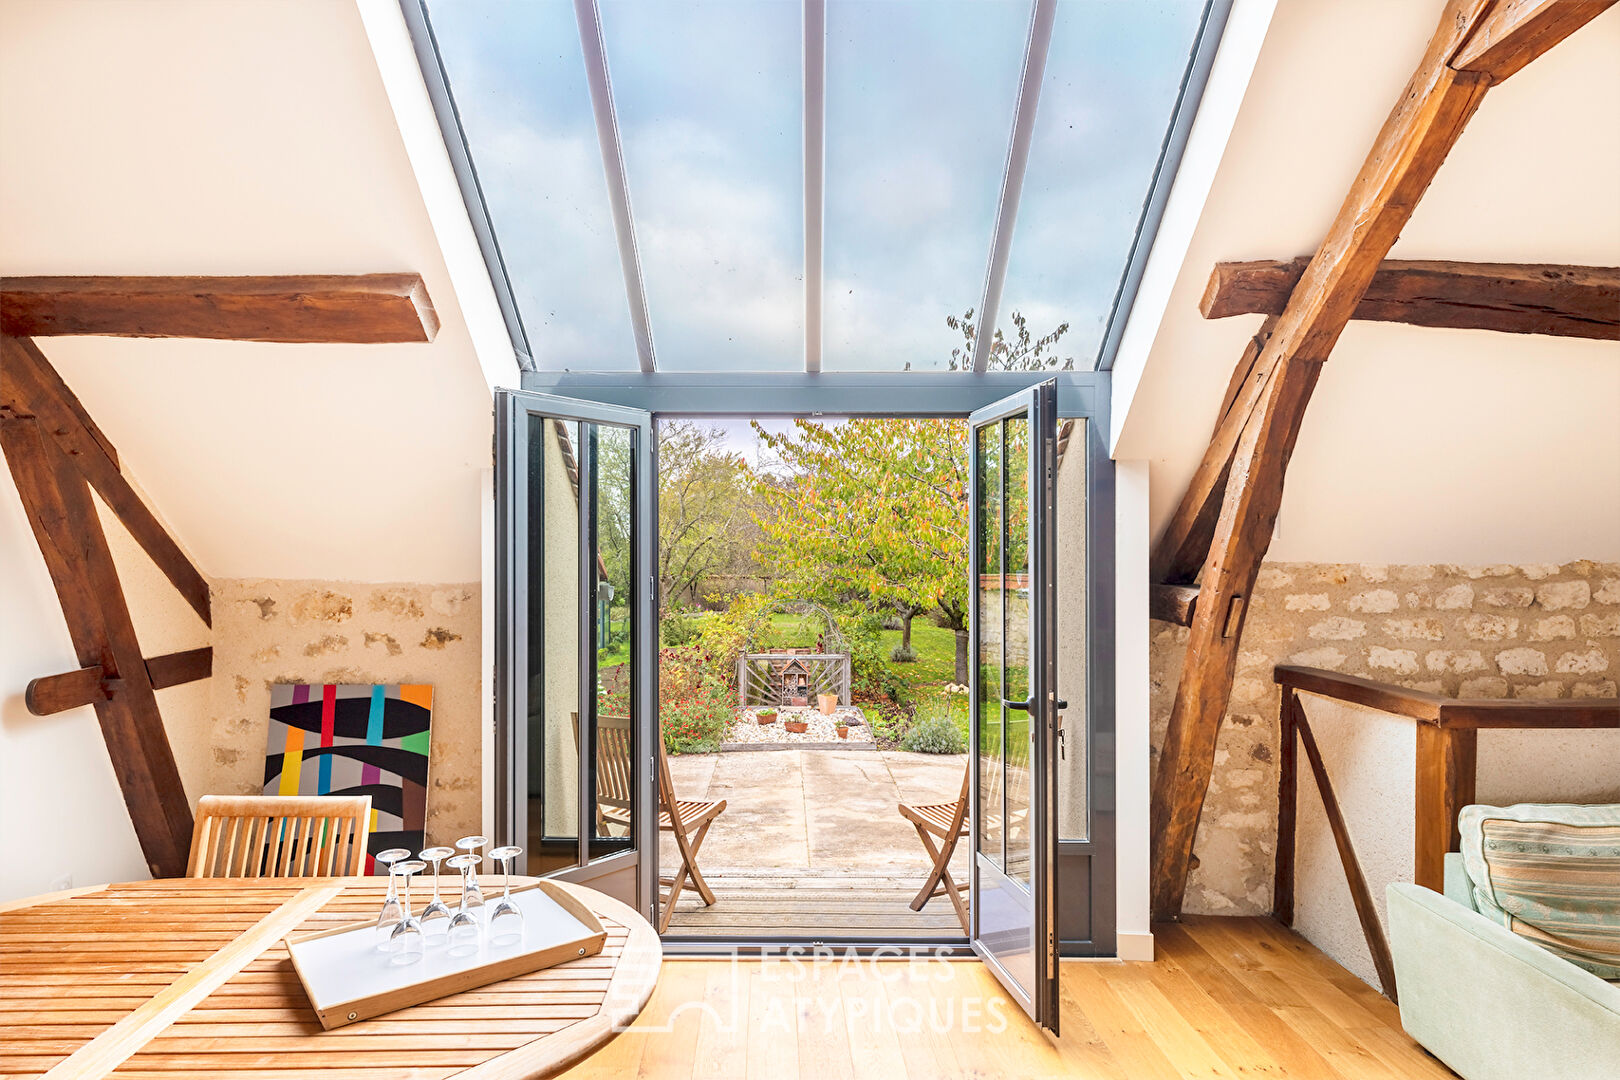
[204,579,483,846]
[1150,560,1620,916]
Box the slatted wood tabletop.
[0,877,661,1080]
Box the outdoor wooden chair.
[187,794,372,878]
[574,713,726,932]
[898,766,971,934]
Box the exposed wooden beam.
[1149,317,1276,586]
[1150,584,1199,627]
[0,274,439,344]
[0,416,193,877]
[1450,0,1618,82]
[1202,258,1620,339]
[1151,0,1499,921]
[2,336,211,626]
[1151,0,1615,920]
[26,647,214,717]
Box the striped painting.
[263,683,433,875]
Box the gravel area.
[725,706,872,745]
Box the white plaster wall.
[1476,730,1620,806]
[1291,697,1415,988]
[1114,0,1620,564]
[0,473,210,902]
[1114,458,1153,960]
[541,422,581,837]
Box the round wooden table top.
[0,875,661,1080]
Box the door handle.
[1002,697,1032,711]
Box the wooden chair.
[899,767,971,934]
[187,794,372,878]
[573,713,726,932]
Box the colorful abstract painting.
[263,683,433,875]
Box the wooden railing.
[1271,665,1619,1001]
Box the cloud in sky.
[426,0,1204,373]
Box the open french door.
[494,390,657,924]
[969,381,1060,1031]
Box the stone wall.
[1151,560,1620,915]
[204,579,483,845]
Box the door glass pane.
[976,421,1004,872]
[529,416,581,873]
[590,423,635,857]
[1056,419,1088,840]
[1002,415,1032,889]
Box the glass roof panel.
[822,0,1032,372]
[999,0,1206,370]
[425,0,640,371]
[598,0,805,372]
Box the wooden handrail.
[1271,664,1619,1000]
[1274,665,1620,729]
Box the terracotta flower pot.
[790,696,808,707]
[817,693,838,715]
[756,711,777,725]
[784,719,808,734]
[836,725,850,739]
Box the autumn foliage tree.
[752,418,974,683]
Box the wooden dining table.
[0,876,661,1080]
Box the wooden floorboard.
[665,869,964,938]
[561,916,1458,1080]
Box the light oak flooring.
[561,916,1459,1080]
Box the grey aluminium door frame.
[513,370,1115,956]
[495,389,658,924]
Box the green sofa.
[1387,853,1620,1080]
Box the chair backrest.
[572,712,636,823]
[187,794,372,878]
[571,711,686,830]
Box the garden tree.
[939,307,1075,371]
[752,417,975,683]
[655,420,763,607]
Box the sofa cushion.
[1459,803,1620,980]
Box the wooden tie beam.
[1203,259,1620,340]
[1148,0,1616,919]
[0,272,439,879]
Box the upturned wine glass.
[488,845,525,946]
[445,852,484,957]
[388,859,427,965]
[373,848,411,951]
[418,846,456,940]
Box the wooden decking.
[564,915,1458,1080]
[665,868,963,938]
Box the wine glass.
[488,845,525,946]
[445,852,484,957]
[418,846,456,941]
[455,834,489,865]
[373,848,411,952]
[388,859,427,965]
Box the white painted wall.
[1114,0,1620,565]
[0,0,515,897]
[0,472,211,902]
[1113,459,1153,960]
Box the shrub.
[889,644,918,663]
[900,710,966,754]
[660,610,701,646]
[659,645,733,754]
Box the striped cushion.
[1459,803,1620,980]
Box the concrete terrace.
[660,749,969,938]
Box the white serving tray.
[286,880,607,1029]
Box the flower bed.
[725,706,872,746]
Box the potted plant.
[835,719,850,739]
[783,717,808,734]
[756,708,777,725]
[817,692,838,715]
